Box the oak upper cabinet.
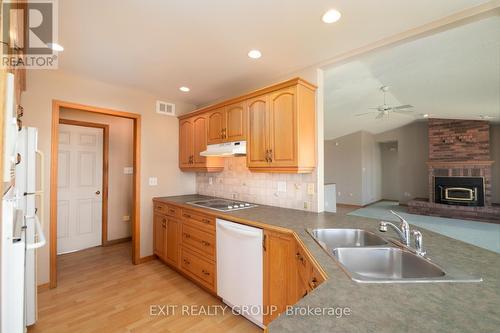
[247,95,269,168]
[225,101,246,141]
[153,213,167,260]
[193,115,208,166]
[207,108,226,144]
[207,103,247,144]
[179,115,224,172]
[179,118,194,168]
[247,80,316,173]
[263,230,298,325]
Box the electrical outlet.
[122,215,130,222]
[123,167,133,175]
[307,183,315,195]
[303,201,309,210]
[148,177,158,186]
[338,192,341,196]
[209,177,213,185]
[277,181,287,192]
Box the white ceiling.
[57,0,490,106]
[324,14,500,140]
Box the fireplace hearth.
[434,176,484,207]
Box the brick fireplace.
[408,119,500,223]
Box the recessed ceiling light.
[179,86,190,92]
[248,50,262,59]
[322,9,342,24]
[423,114,429,118]
[47,42,64,51]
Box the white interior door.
[57,124,103,254]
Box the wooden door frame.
[50,100,141,289]
[58,118,110,246]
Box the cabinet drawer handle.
[309,277,318,289]
[183,259,190,265]
[156,205,163,210]
[169,209,176,214]
[201,270,210,276]
[296,252,305,264]
[184,233,191,239]
[202,218,211,224]
[183,213,191,218]
[201,240,210,246]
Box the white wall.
[380,142,400,200]
[375,121,429,204]
[361,131,382,205]
[22,70,196,285]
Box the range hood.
[200,141,246,157]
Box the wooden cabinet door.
[207,108,225,144]
[179,119,194,168]
[263,230,298,325]
[165,218,180,266]
[225,102,246,141]
[193,116,207,166]
[247,95,270,168]
[269,87,297,167]
[153,214,166,260]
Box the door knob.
[95,190,101,195]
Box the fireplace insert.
[434,177,484,207]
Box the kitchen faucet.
[379,210,426,256]
[379,210,411,246]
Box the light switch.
[149,177,158,186]
[277,181,287,192]
[209,177,213,185]
[124,167,134,175]
[122,215,130,222]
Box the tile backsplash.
[196,157,318,211]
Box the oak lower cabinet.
[153,213,166,259]
[179,115,224,172]
[263,230,299,325]
[153,213,180,266]
[263,230,326,325]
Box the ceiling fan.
[356,86,414,119]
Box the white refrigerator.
[1,72,45,333]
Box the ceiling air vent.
[156,101,175,116]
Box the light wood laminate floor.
[28,242,261,333]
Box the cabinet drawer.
[181,208,215,232]
[181,223,216,260]
[154,202,180,218]
[181,247,216,291]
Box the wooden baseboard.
[37,283,50,293]
[138,254,156,264]
[102,236,132,247]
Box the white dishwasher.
[216,219,263,328]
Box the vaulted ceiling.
[57,0,491,106]
[324,14,500,140]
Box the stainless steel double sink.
[308,228,481,283]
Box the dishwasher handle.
[26,214,46,250]
[216,220,262,239]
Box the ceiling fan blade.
[355,112,378,116]
[392,104,413,110]
[393,109,414,114]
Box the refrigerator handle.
[26,215,46,250]
[35,149,44,229]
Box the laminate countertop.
[154,195,500,333]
